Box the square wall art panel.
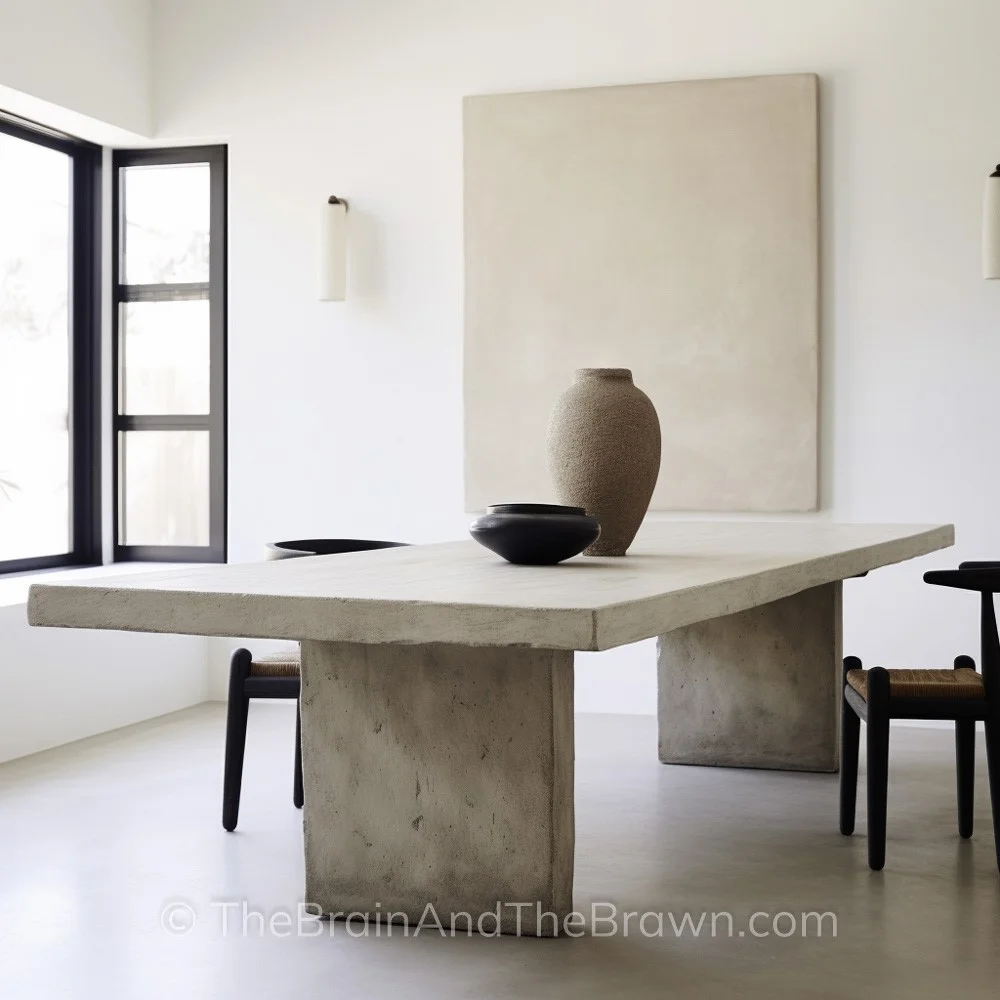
[463,73,819,512]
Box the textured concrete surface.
[2,705,998,999]
[658,583,842,771]
[28,521,953,651]
[299,640,575,935]
[548,368,661,556]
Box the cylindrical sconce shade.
[984,166,1000,280]
[319,196,348,300]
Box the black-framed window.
[0,114,101,575]
[112,146,227,563]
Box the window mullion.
[118,415,212,432]
[119,282,210,303]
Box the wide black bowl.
[469,503,601,565]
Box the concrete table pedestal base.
[657,582,842,772]
[299,639,575,936]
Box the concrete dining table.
[27,520,953,934]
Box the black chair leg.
[956,719,975,839]
[866,666,891,871]
[222,648,252,832]
[840,658,862,836]
[293,699,304,809]
[985,717,1000,873]
[954,654,976,839]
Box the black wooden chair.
[840,562,1000,871]
[221,538,407,832]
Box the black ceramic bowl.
[469,504,601,565]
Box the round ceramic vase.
[546,368,661,556]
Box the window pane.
[120,431,210,546]
[123,163,209,284]
[0,133,71,561]
[121,300,210,414]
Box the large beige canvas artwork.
[464,73,819,512]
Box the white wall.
[151,0,1000,712]
[0,0,153,138]
[0,565,210,762]
[0,600,206,762]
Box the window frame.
[111,145,227,564]
[0,112,102,576]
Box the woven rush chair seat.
[846,666,985,701]
[248,651,301,678]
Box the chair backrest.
[980,592,1000,705]
[924,564,1000,711]
[266,538,408,559]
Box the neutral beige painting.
[463,73,819,512]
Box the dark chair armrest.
[959,561,1000,569]
[924,568,1000,593]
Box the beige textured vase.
[547,368,661,556]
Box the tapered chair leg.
[954,654,977,840]
[956,719,975,839]
[840,657,862,836]
[866,667,891,871]
[985,718,1000,873]
[222,648,253,832]
[293,698,304,809]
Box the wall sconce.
[984,165,1000,279]
[319,195,348,300]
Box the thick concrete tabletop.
[27,521,953,651]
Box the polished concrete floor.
[0,704,997,998]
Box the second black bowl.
[469,503,600,565]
